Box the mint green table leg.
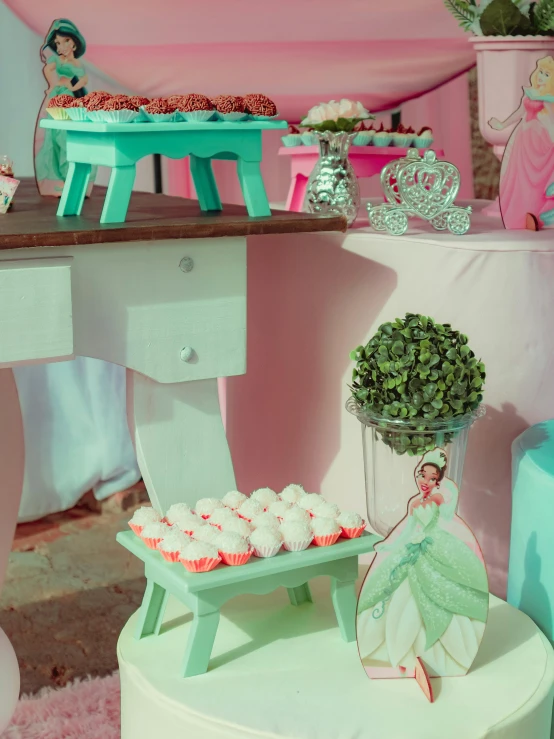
[135,579,169,640]
[331,576,358,643]
[182,600,221,678]
[237,159,271,217]
[190,155,222,212]
[57,162,92,216]
[287,584,313,606]
[100,165,136,224]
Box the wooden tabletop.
[0,180,346,250]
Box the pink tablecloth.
[224,201,554,596]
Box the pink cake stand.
[279,145,444,212]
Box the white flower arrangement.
[301,99,374,133]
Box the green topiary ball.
[349,313,485,455]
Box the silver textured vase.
[303,131,360,226]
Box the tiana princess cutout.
[356,447,489,701]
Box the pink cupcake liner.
[340,525,366,539]
[158,549,181,563]
[282,537,313,552]
[142,536,164,550]
[128,522,143,536]
[313,532,341,547]
[219,550,253,566]
[180,556,221,573]
[252,543,282,558]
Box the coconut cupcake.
[47,94,74,120]
[141,522,170,549]
[195,498,225,519]
[281,522,313,552]
[217,532,252,566]
[222,490,248,510]
[179,541,221,572]
[280,484,306,504]
[238,497,264,521]
[310,500,341,520]
[268,500,292,520]
[176,93,216,121]
[298,493,324,513]
[251,512,281,531]
[165,502,192,525]
[209,507,239,529]
[221,516,253,537]
[281,506,311,525]
[251,487,278,508]
[311,517,341,547]
[193,524,222,546]
[337,511,366,539]
[250,527,283,558]
[157,529,192,562]
[172,511,203,535]
[128,506,161,535]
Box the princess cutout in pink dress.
[499,96,554,229]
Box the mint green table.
[40,119,287,224]
[117,529,377,677]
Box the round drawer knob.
[180,346,194,363]
[179,257,194,273]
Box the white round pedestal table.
[118,572,554,739]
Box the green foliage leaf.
[480,0,534,35]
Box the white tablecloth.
[226,201,554,595]
[14,358,140,522]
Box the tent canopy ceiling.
[6,0,475,117]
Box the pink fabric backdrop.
[6,0,474,116]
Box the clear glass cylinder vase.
[303,131,360,226]
[346,399,485,537]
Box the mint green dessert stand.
[39,119,288,224]
[117,529,377,677]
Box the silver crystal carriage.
[367,149,471,236]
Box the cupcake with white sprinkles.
[281,522,313,552]
[251,512,281,531]
[222,490,248,510]
[141,522,170,549]
[217,532,252,566]
[281,506,311,525]
[337,511,366,539]
[157,529,192,562]
[311,517,341,546]
[128,506,161,535]
[180,541,221,572]
[195,498,225,519]
[280,484,306,504]
[250,527,283,558]
[238,497,264,521]
[251,487,279,508]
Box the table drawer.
[0,258,73,366]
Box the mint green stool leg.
[100,165,136,224]
[57,162,92,216]
[331,577,358,642]
[237,159,271,217]
[135,579,169,639]
[182,600,221,678]
[190,155,222,211]
[287,584,313,606]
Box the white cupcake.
[128,506,161,535]
[281,522,313,552]
[297,493,324,512]
[217,532,252,566]
[222,490,248,510]
[179,541,220,572]
[193,525,222,545]
[281,506,311,525]
[337,511,366,538]
[238,498,264,520]
[195,498,225,518]
[251,487,279,508]
[310,501,341,519]
[280,484,306,504]
[311,517,341,546]
[165,502,192,525]
[373,130,393,147]
[141,522,170,549]
[268,500,292,519]
[157,530,192,562]
[221,517,253,537]
[251,512,281,531]
[250,527,283,558]
[209,507,238,528]
[172,511,202,534]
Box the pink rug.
[2,673,120,738]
